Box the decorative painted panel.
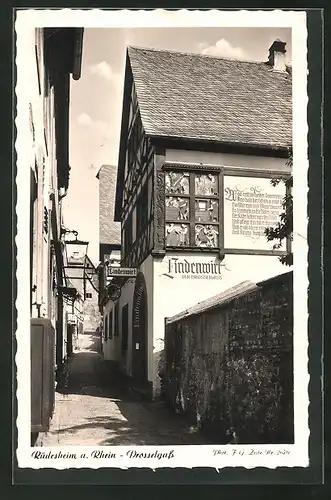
[153,165,166,253]
[165,168,222,250]
[195,199,218,222]
[195,173,218,196]
[166,223,190,247]
[195,224,219,248]
[166,197,189,221]
[165,172,189,195]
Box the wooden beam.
[152,148,166,256]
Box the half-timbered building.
[96,164,121,362]
[104,40,292,398]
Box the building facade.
[100,41,292,398]
[83,277,100,333]
[64,279,84,356]
[28,28,83,434]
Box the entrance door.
[132,273,148,384]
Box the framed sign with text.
[223,175,288,253]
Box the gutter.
[150,134,292,155]
[72,28,84,80]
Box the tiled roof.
[128,46,292,150]
[166,280,258,323]
[257,270,292,287]
[97,165,121,245]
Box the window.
[104,314,108,341]
[86,292,92,299]
[165,170,220,248]
[109,309,113,339]
[114,302,119,336]
[121,304,129,352]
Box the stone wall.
[163,271,293,444]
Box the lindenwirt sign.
[167,257,223,280]
[107,267,138,278]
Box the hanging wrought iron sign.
[106,283,121,301]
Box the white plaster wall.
[24,29,49,319]
[165,149,290,172]
[25,28,58,321]
[103,254,154,380]
[83,280,100,332]
[24,30,46,163]
[140,255,154,382]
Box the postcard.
[15,8,310,472]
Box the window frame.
[164,165,223,252]
[109,309,113,339]
[104,313,108,341]
[114,302,119,336]
[163,164,292,258]
[121,304,129,352]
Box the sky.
[63,27,292,264]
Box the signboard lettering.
[133,284,144,328]
[107,267,138,278]
[132,273,147,330]
[168,257,223,280]
[224,176,286,251]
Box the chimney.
[268,39,287,72]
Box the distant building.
[83,277,100,333]
[64,250,100,336]
[64,278,84,355]
[96,165,121,362]
[97,164,121,262]
[100,41,292,398]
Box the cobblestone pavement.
[40,332,212,446]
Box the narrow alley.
[39,332,212,447]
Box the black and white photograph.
[15,9,309,470]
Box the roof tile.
[128,46,292,149]
[166,280,258,323]
[98,164,121,245]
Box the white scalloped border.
[15,8,310,471]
